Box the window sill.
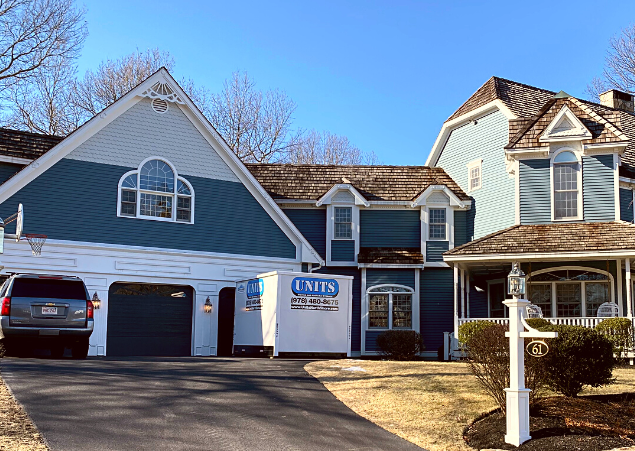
[117,213,194,225]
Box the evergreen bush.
[376,330,424,360]
[595,317,634,359]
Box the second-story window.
[334,206,352,239]
[553,151,579,220]
[429,208,447,240]
[467,159,482,191]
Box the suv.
[0,274,94,359]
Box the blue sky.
[78,0,635,165]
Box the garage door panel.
[107,284,193,356]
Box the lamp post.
[503,262,557,446]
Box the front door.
[217,288,235,356]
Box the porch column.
[466,270,471,318]
[627,259,633,319]
[617,259,623,317]
[460,268,466,319]
[453,265,459,337]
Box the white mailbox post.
[503,263,557,447]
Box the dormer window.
[552,151,580,220]
[334,207,352,239]
[118,158,194,223]
[429,208,447,240]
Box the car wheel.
[50,343,65,359]
[0,340,6,358]
[71,338,89,359]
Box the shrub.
[538,324,616,397]
[376,330,424,360]
[595,318,634,359]
[525,318,552,330]
[464,324,546,412]
[458,321,497,345]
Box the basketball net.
[22,234,47,256]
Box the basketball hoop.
[21,233,47,256]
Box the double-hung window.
[368,285,413,329]
[553,151,580,220]
[118,159,194,223]
[468,159,482,191]
[334,207,352,239]
[429,208,447,240]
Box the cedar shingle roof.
[245,164,469,202]
[0,127,62,160]
[445,222,635,257]
[446,77,555,122]
[358,247,423,265]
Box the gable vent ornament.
[151,98,169,114]
[141,81,186,107]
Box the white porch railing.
[457,317,624,329]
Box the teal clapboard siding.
[426,241,449,262]
[331,240,355,261]
[620,188,634,222]
[360,210,420,247]
[0,158,296,259]
[519,158,551,224]
[420,268,454,351]
[583,155,615,222]
[436,110,514,239]
[454,210,468,246]
[366,269,416,289]
[283,208,326,258]
[0,162,23,185]
[365,330,384,352]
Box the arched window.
[118,158,194,223]
[367,285,414,329]
[553,150,580,220]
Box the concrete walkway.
[1,357,424,451]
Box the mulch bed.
[464,393,635,451]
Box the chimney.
[600,89,635,112]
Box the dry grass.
[305,360,635,451]
[0,374,48,451]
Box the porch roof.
[444,222,635,262]
[358,247,423,265]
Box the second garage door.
[107,283,193,356]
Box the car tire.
[50,343,65,359]
[0,340,6,358]
[71,338,89,359]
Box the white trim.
[420,207,426,265]
[444,249,635,263]
[617,259,624,316]
[550,148,583,221]
[326,204,359,266]
[614,153,621,221]
[539,105,592,143]
[365,283,416,333]
[0,155,33,165]
[316,184,369,207]
[515,160,521,224]
[426,99,516,167]
[411,185,467,208]
[467,158,483,192]
[358,263,424,269]
[0,68,323,265]
[427,206,449,242]
[361,268,367,355]
[414,268,421,335]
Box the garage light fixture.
[204,297,212,314]
[92,292,101,309]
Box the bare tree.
[72,48,174,117]
[0,0,86,90]
[588,24,635,99]
[193,71,301,163]
[3,55,80,134]
[287,129,379,165]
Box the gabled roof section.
[316,183,369,207]
[506,97,628,150]
[245,164,470,202]
[0,68,324,265]
[446,77,555,123]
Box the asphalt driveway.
[0,357,424,451]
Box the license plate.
[42,307,57,315]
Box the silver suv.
[0,274,94,359]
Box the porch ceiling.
[445,222,635,263]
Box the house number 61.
[526,340,549,357]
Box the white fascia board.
[358,263,424,269]
[411,185,467,208]
[425,99,516,167]
[505,148,550,160]
[0,68,324,266]
[315,184,369,207]
[538,105,592,143]
[444,249,635,263]
[0,155,33,165]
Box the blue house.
[427,77,635,343]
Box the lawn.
[304,360,635,451]
[0,374,47,450]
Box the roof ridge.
[491,76,556,96]
[570,98,629,141]
[446,224,522,255]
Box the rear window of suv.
[10,279,87,300]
